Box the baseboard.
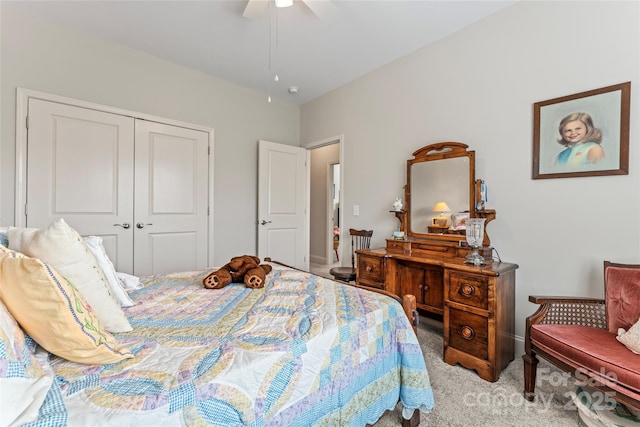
[514,334,525,360]
[309,254,327,265]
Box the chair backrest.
[349,228,373,269]
[604,260,640,333]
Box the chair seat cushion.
[329,267,356,281]
[531,324,640,399]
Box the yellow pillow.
[0,246,133,364]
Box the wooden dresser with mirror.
[356,142,518,382]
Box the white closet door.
[26,98,135,273]
[133,121,209,276]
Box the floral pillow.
[0,299,53,426]
[617,317,640,354]
[0,245,134,365]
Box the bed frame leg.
[402,295,418,334]
[401,408,421,427]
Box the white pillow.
[116,271,142,290]
[617,317,640,354]
[84,236,135,307]
[616,319,640,354]
[8,218,132,333]
[0,299,53,426]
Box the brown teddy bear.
[203,255,272,290]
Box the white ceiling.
[8,0,517,105]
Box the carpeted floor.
[374,318,580,426]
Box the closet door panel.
[54,123,117,213]
[26,99,135,273]
[148,232,199,274]
[134,121,208,276]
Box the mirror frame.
[404,142,475,243]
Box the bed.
[0,223,434,426]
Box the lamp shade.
[432,202,451,213]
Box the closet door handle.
[113,223,130,229]
[136,222,153,229]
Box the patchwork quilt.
[27,263,434,426]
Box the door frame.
[304,135,344,266]
[326,161,340,264]
[14,87,216,267]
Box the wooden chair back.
[329,228,372,282]
[349,228,373,269]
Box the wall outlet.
[353,204,359,216]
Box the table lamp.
[432,202,451,227]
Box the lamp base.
[464,248,486,265]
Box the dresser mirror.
[405,142,476,242]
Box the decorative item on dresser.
[431,201,451,227]
[463,218,487,266]
[356,142,518,382]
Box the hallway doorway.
[307,136,343,271]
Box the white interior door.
[26,98,135,272]
[133,121,209,276]
[258,140,308,270]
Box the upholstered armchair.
[523,261,640,412]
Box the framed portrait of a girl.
[532,82,630,179]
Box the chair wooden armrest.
[526,295,606,329]
[528,295,605,304]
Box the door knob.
[113,223,130,229]
[136,222,153,229]
[260,220,272,226]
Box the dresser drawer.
[411,241,457,259]
[358,255,385,288]
[448,272,489,310]
[386,239,411,254]
[447,308,488,360]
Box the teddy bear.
[203,255,272,290]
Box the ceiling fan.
[243,0,336,19]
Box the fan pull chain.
[267,0,280,103]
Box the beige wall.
[301,1,640,340]
[0,7,300,265]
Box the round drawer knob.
[461,326,475,340]
[461,284,475,296]
[365,265,373,273]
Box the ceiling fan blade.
[243,0,269,19]
[302,0,336,19]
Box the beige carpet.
[374,318,580,426]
